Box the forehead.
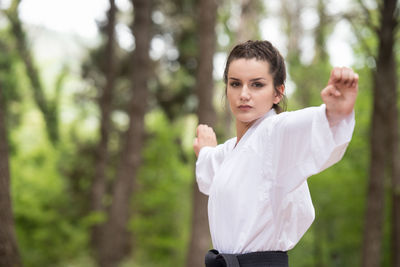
[228,58,271,80]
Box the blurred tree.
[1,3,94,266]
[98,0,153,266]
[186,0,218,266]
[3,0,398,266]
[151,0,198,121]
[346,0,400,266]
[235,0,264,43]
[0,39,21,267]
[282,0,302,58]
[385,1,400,265]
[283,0,332,109]
[4,0,64,145]
[90,0,118,259]
[368,0,400,265]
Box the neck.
[235,119,256,145]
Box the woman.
[193,40,358,267]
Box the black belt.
[205,249,288,267]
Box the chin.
[235,114,260,124]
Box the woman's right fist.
[193,124,217,157]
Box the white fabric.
[195,104,355,254]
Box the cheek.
[257,91,274,103]
[226,89,235,103]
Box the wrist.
[325,108,354,127]
[325,108,343,127]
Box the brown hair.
[223,40,287,113]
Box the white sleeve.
[195,144,226,195]
[271,104,355,192]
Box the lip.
[238,105,252,111]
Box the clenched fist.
[193,124,217,157]
[321,67,359,126]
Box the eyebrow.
[228,77,267,82]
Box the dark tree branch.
[342,13,376,59]
[0,60,22,267]
[356,0,380,33]
[5,0,59,144]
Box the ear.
[273,85,285,104]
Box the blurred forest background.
[0,0,399,266]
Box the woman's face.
[227,58,283,126]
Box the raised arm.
[321,67,359,127]
[268,67,358,193]
[193,124,221,195]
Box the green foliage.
[0,29,23,148]
[288,55,332,109]
[128,110,193,267]
[11,132,91,266]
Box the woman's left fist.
[321,67,359,126]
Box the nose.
[240,84,250,101]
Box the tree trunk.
[186,0,218,266]
[281,0,310,107]
[392,138,400,267]
[362,80,387,267]
[97,0,152,266]
[389,78,400,267]
[91,0,117,258]
[392,134,400,267]
[236,0,262,43]
[0,83,22,267]
[362,1,398,266]
[313,0,329,62]
[384,1,400,266]
[281,0,303,58]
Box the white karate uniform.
[195,104,355,254]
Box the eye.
[252,82,265,88]
[230,81,241,88]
